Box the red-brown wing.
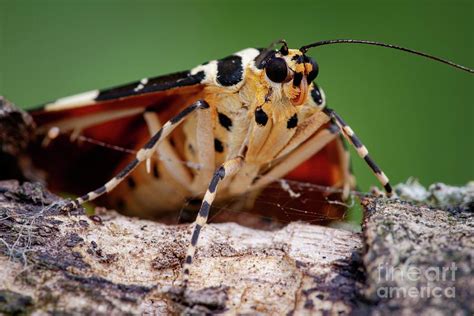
[28,70,206,195]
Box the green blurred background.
[1,0,473,193]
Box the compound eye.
[265,57,288,83]
[306,59,319,82]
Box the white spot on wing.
[45,90,99,111]
[191,48,259,88]
[235,48,260,67]
[191,60,218,85]
[134,78,149,92]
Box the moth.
[28,39,472,287]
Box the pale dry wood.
[0,180,362,315]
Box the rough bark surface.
[0,180,363,315]
[0,96,35,156]
[1,181,472,315]
[0,97,36,182]
[359,196,473,315]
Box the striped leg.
[143,111,194,192]
[69,100,209,207]
[323,108,392,195]
[182,157,244,287]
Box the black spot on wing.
[214,138,224,153]
[287,114,298,129]
[216,55,243,86]
[95,71,205,101]
[255,107,268,126]
[217,112,233,131]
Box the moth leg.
[250,124,340,192]
[143,111,194,192]
[229,108,330,196]
[182,156,244,287]
[69,100,210,207]
[323,108,392,195]
[189,105,215,195]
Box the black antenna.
[300,39,473,74]
[268,39,288,52]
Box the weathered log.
[0,180,362,315]
[359,189,473,315]
[1,180,471,315]
[0,97,36,182]
[0,96,35,156]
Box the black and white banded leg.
[182,156,244,287]
[323,108,393,195]
[68,100,210,208]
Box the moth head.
[257,43,319,106]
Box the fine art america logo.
[376,262,457,299]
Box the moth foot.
[48,199,79,214]
[370,186,397,199]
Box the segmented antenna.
[300,39,473,73]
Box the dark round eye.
[265,57,288,83]
[306,59,319,82]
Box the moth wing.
[31,70,206,131]
[28,70,206,195]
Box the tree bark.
[0,180,363,315]
[1,180,472,315]
[360,192,473,315]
